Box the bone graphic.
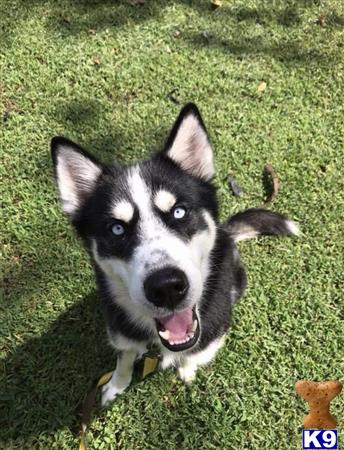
[295,380,342,429]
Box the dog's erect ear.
[51,137,102,217]
[163,103,214,181]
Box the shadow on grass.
[2,99,169,308]
[1,0,197,47]
[2,229,80,309]
[1,0,343,68]
[53,97,171,163]
[53,98,132,164]
[229,4,301,27]
[0,291,114,442]
[186,31,330,63]
[184,8,343,66]
[55,102,128,162]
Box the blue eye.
[111,223,125,236]
[173,206,186,219]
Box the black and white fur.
[51,103,299,406]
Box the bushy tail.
[224,208,300,243]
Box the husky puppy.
[51,103,298,405]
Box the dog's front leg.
[177,360,198,384]
[101,349,137,407]
[178,336,226,384]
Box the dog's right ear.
[163,103,214,181]
[51,137,102,217]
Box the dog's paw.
[101,384,120,407]
[101,378,127,407]
[178,366,196,384]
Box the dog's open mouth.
[155,307,200,352]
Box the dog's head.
[52,104,218,351]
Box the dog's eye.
[111,223,125,236]
[173,206,186,220]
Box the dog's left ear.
[51,137,102,218]
[163,103,214,181]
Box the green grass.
[1,0,343,448]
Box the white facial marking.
[186,210,217,281]
[167,114,214,180]
[92,240,156,328]
[112,201,134,223]
[154,190,176,212]
[93,167,217,326]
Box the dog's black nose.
[144,267,189,309]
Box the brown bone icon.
[295,380,342,429]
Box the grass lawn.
[1,0,343,448]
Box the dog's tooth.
[159,330,171,340]
[192,320,198,332]
[168,336,194,346]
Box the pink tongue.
[159,308,193,340]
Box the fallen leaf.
[211,0,222,9]
[92,58,101,66]
[202,31,210,40]
[166,88,181,105]
[257,81,267,93]
[128,0,145,5]
[60,15,71,25]
[317,14,326,26]
[3,111,10,123]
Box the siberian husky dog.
[51,103,299,406]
